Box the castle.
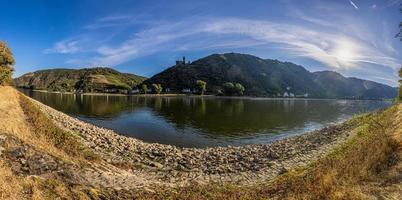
[176,56,190,65]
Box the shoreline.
[28,94,361,187]
[19,88,389,101]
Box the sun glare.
[334,48,354,61]
[331,39,359,67]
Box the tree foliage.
[0,41,15,86]
[142,84,148,94]
[234,83,245,96]
[196,80,207,95]
[399,67,402,101]
[152,83,163,94]
[222,82,245,96]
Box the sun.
[334,48,354,62]
[330,39,359,67]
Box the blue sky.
[1,0,401,86]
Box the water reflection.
[20,89,391,147]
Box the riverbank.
[1,86,400,199]
[29,88,360,186]
[19,88,391,101]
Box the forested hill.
[14,67,146,93]
[144,53,397,99]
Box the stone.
[150,161,164,169]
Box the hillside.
[144,53,397,99]
[312,71,397,99]
[14,67,146,93]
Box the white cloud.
[56,17,400,75]
[44,40,80,54]
[44,6,402,86]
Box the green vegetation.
[144,53,397,99]
[222,82,245,96]
[399,67,402,101]
[152,83,163,94]
[0,41,14,86]
[196,80,207,95]
[142,84,148,94]
[14,67,146,93]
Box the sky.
[0,0,401,86]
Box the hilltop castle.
[176,56,190,65]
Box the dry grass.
[18,93,99,161]
[0,86,99,199]
[0,160,25,199]
[0,86,73,162]
[265,106,400,199]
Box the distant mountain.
[312,71,397,99]
[144,53,397,99]
[14,67,147,93]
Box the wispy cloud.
[79,17,399,73]
[43,40,81,54]
[44,2,402,86]
[349,0,359,10]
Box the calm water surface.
[21,89,392,148]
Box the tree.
[152,83,163,94]
[222,82,245,96]
[142,84,148,94]
[0,41,15,86]
[196,80,207,95]
[234,83,245,96]
[222,82,235,95]
[399,67,402,101]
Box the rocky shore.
[30,98,358,188]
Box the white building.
[131,89,139,94]
[182,88,191,93]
